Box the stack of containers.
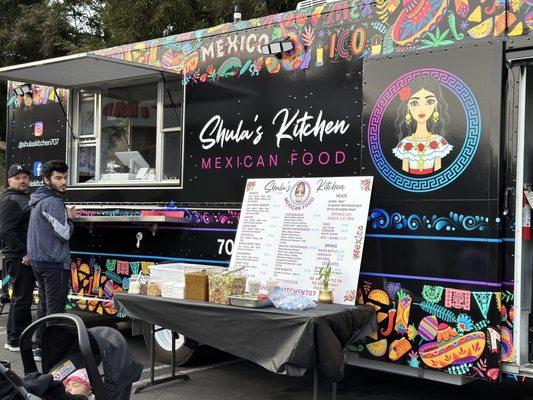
[149,263,219,299]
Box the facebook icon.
[33,161,43,177]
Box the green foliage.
[419,27,454,49]
[0,1,104,66]
[100,0,199,46]
[100,0,299,45]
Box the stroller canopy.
[41,324,143,395]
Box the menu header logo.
[285,180,314,210]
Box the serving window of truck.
[72,78,184,186]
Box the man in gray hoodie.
[28,160,75,352]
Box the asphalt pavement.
[2,306,533,399]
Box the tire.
[141,321,195,365]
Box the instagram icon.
[34,121,44,137]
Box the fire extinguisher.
[523,186,531,241]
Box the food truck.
[1,0,532,385]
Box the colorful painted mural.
[352,279,503,379]
[67,256,155,315]
[6,82,68,110]
[95,0,532,84]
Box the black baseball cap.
[8,164,30,178]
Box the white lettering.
[272,109,300,147]
[258,34,269,50]
[273,108,350,148]
[18,138,60,149]
[201,42,215,62]
[245,34,257,53]
[227,35,238,54]
[198,115,264,150]
[200,109,350,150]
[216,39,224,58]
[199,115,220,149]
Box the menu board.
[230,176,373,304]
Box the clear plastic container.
[161,282,185,299]
[149,263,219,283]
[128,280,140,294]
[247,280,261,295]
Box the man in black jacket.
[0,164,34,352]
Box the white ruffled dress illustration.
[392,134,453,175]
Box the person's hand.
[67,206,76,220]
[22,255,30,266]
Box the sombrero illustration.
[392,0,448,45]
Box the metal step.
[345,353,473,385]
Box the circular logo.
[367,68,481,192]
[289,180,311,206]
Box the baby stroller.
[0,313,143,400]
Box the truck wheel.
[141,321,195,365]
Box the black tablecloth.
[114,293,376,382]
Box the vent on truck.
[296,0,340,10]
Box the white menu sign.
[230,176,373,304]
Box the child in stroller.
[0,314,143,400]
[62,368,92,397]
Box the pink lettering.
[318,151,330,165]
[290,152,298,165]
[302,152,313,166]
[201,158,212,169]
[200,154,278,169]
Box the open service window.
[71,77,184,186]
[0,53,185,187]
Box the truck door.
[359,41,504,380]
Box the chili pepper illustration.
[380,308,397,336]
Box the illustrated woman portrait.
[294,182,306,203]
[392,75,453,175]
